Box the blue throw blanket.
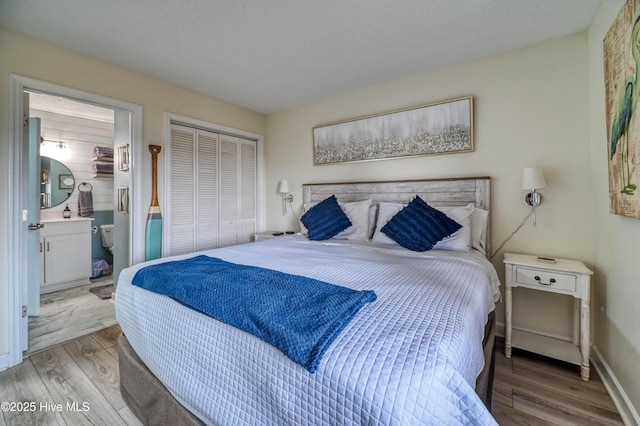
[132,255,376,373]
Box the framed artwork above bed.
[312,96,474,165]
[604,0,640,218]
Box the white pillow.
[431,204,489,254]
[334,199,372,240]
[470,207,489,255]
[297,202,316,236]
[433,204,474,252]
[371,202,405,244]
[368,205,378,240]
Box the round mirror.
[40,156,75,209]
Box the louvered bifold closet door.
[239,139,256,243]
[195,130,219,251]
[167,123,257,254]
[169,124,196,255]
[218,135,240,247]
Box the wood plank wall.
[32,109,115,214]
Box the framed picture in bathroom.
[58,174,74,190]
[118,187,129,214]
[118,144,130,171]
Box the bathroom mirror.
[40,156,75,209]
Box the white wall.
[266,33,593,338]
[588,0,640,418]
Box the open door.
[19,95,43,352]
[27,117,42,319]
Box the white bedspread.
[116,236,500,425]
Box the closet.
[165,123,257,256]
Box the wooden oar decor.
[145,145,162,260]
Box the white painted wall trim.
[0,354,8,371]
[592,345,640,426]
[8,74,29,367]
[163,113,266,236]
[6,74,143,369]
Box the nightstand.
[253,231,294,242]
[503,253,593,381]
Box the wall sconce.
[522,167,546,225]
[40,138,69,160]
[42,139,66,149]
[278,180,294,215]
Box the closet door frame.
[163,113,264,255]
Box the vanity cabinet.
[40,219,92,294]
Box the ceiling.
[29,92,115,123]
[0,0,602,114]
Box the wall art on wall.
[117,144,130,171]
[604,0,640,218]
[58,174,74,190]
[312,96,473,165]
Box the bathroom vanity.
[40,218,93,294]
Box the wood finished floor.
[0,329,625,425]
[28,276,117,354]
[492,339,624,425]
[0,325,141,426]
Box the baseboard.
[0,353,9,372]
[591,346,640,426]
[495,321,573,342]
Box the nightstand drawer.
[515,266,576,293]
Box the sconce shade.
[522,167,546,190]
[278,180,290,194]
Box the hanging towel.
[78,189,94,217]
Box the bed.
[116,177,500,425]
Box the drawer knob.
[534,275,554,286]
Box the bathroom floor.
[27,275,117,354]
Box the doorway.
[27,92,118,353]
[7,75,143,368]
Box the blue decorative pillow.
[301,195,352,241]
[381,196,462,251]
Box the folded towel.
[93,162,113,175]
[78,190,94,217]
[94,146,114,158]
[132,255,377,373]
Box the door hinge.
[23,114,29,127]
[22,305,27,318]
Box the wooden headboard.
[302,177,491,256]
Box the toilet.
[100,224,114,253]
